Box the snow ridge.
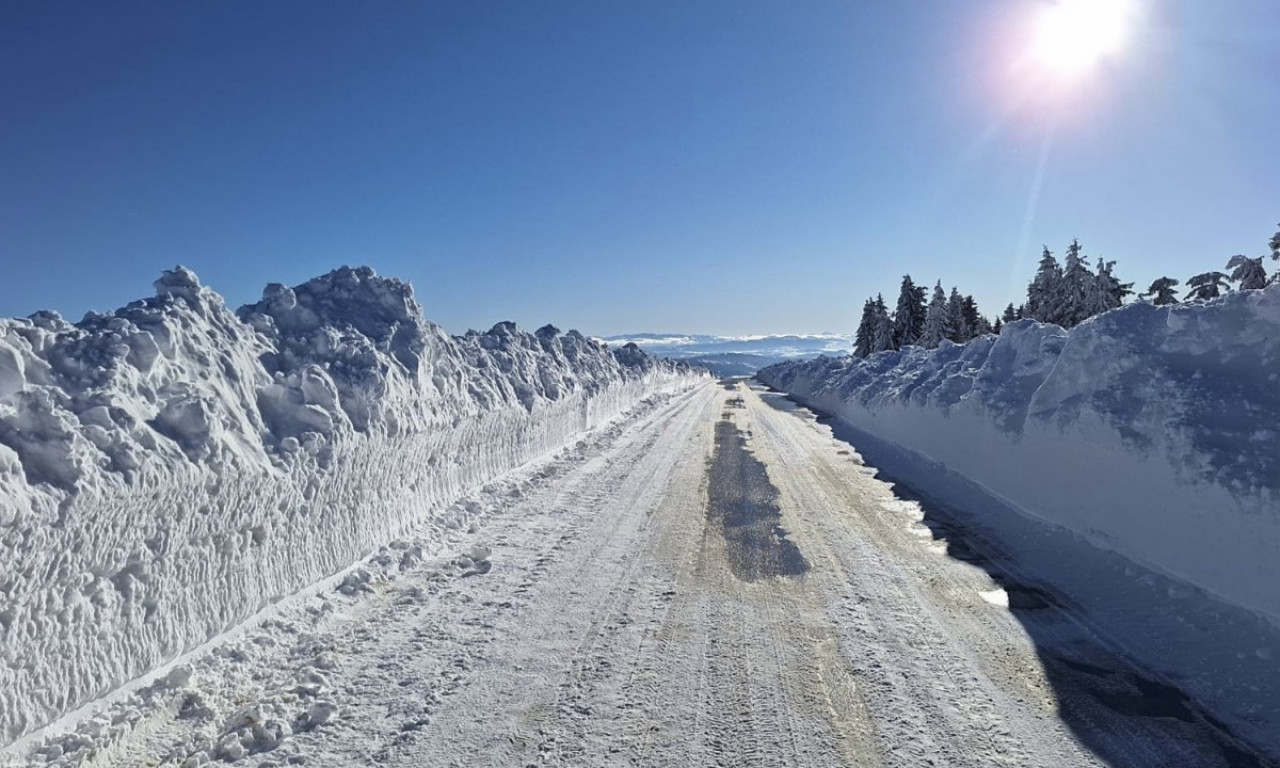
[0,266,706,745]
[759,286,1280,625]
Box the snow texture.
[0,266,705,745]
[759,286,1280,626]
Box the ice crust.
[759,286,1280,625]
[0,266,705,745]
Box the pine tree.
[1001,303,1020,324]
[1141,277,1180,305]
[853,298,876,357]
[1266,223,1280,285]
[1084,258,1131,318]
[1185,272,1230,301]
[992,317,1003,334]
[871,294,895,353]
[1106,262,1134,306]
[960,295,983,339]
[919,281,949,349]
[1059,239,1095,327]
[945,287,966,342]
[1025,247,1063,325]
[1227,255,1268,290]
[912,281,927,337]
[892,275,927,348]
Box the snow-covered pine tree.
[871,294,895,353]
[945,286,966,343]
[1185,272,1230,301]
[919,281,949,349]
[1083,266,1110,318]
[1084,258,1130,318]
[892,275,927,348]
[1106,262,1133,306]
[1025,247,1063,325]
[960,295,984,339]
[1060,239,1094,327]
[853,298,876,357]
[912,280,927,335]
[1227,255,1268,290]
[1265,223,1280,284]
[1141,277,1180,305]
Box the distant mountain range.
[597,333,852,377]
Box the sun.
[1032,0,1132,77]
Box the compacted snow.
[0,266,705,746]
[758,286,1280,625]
[5,381,1273,767]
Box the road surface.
[15,381,1270,767]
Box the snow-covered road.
[12,381,1273,767]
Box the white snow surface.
[759,286,1280,626]
[0,265,706,745]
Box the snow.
[6,377,1276,766]
[758,285,1280,627]
[0,266,706,746]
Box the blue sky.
[2,1,1277,335]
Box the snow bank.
[759,286,1280,625]
[0,266,706,745]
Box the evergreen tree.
[1084,258,1130,318]
[1025,247,1063,325]
[892,275,927,348]
[1267,223,1280,284]
[870,294,895,353]
[945,287,967,343]
[1185,272,1230,301]
[1059,239,1095,327]
[1141,277,1180,305]
[1227,254,1268,290]
[853,298,876,358]
[1106,261,1134,306]
[960,295,983,339]
[912,281,927,337]
[1001,303,1020,324]
[992,317,1003,334]
[919,281,949,349]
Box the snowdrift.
[0,266,706,744]
[759,286,1280,625]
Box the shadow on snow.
[755,384,1276,768]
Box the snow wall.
[0,266,707,744]
[758,286,1280,626]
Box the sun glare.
[1033,0,1131,77]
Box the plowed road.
[18,381,1269,767]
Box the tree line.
[853,279,990,357]
[853,223,1280,358]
